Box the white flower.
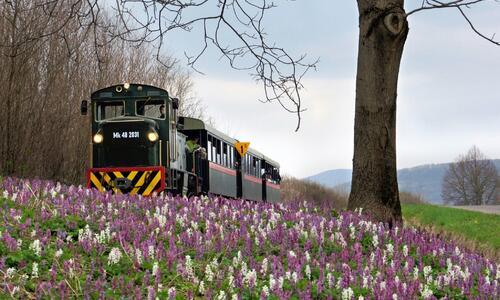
[148,245,155,260]
[216,290,226,300]
[269,274,276,290]
[32,262,39,278]
[423,266,432,278]
[6,268,16,278]
[108,247,122,265]
[305,251,311,262]
[205,264,214,282]
[291,271,298,283]
[55,249,63,258]
[342,287,354,300]
[261,258,268,275]
[372,235,379,248]
[199,280,205,295]
[289,250,296,258]
[386,243,394,255]
[30,240,41,256]
[244,269,257,288]
[262,285,270,296]
[392,293,398,300]
[421,285,433,298]
[152,261,159,277]
[135,248,143,265]
[305,265,311,280]
[402,245,408,257]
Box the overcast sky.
[164,1,499,178]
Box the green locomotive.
[81,83,280,201]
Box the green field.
[402,204,500,257]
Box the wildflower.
[327,273,335,288]
[244,269,257,288]
[403,245,408,257]
[136,248,143,264]
[185,255,196,281]
[261,258,268,275]
[269,274,276,290]
[205,264,214,282]
[55,249,63,258]
[423,266,432,278]
[386,243,394,255]
[413,267,419,279]
[32,262,39,278]
[198,280,205,295]
[291,271,298,284]
[152,261,159,277]
[168,287,176,299]
[421,285,433,298]
[262,285,270,297]
[342,287,354,300]
[372,234,379,248]
[30,239,41,256]
[149,245,155,260]
[305,264,311,280]
[108,247,122,265]
[216,291,226,300]
[6,268,15,278]
[305,251,310,262]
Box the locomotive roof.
[180,117,280,167]
[91,83,169,100]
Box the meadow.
[0,177,498,299]
[402,204,500,259]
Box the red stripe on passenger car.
[266,181,281,190]
[244,175,262,185]
[209,162,236,176]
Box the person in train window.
[159,104,165,119]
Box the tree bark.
[348,0,408,225]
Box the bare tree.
[442,146,498,205]
[0,0,201,184]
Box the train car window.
[230,146,234,169]
[222,142,228,167]
[136,99,166,119]
[256,159,261,178]
[216,139,221,165]
[95,102,125,121]
[207,139,212,161]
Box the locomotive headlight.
[123,83,130,90]
[93,133,104,144]
[147,131,159,142]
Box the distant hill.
[305,159,500,204]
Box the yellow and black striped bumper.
[87,167,165,196]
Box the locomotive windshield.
[95,102,124,121]
[136,99,166,120]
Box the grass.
[402,203,500,258]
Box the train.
[81,83,281,201]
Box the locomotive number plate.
[112,131,140,139]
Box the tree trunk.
[348,0,408,225]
